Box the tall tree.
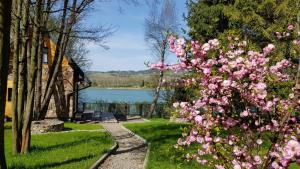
[33,0,54,120]
[11,0,22,155]
[40,0,84,118]
[21,0,44,154]
[8,0,111,154]
[39,0,112,119]
[187,0,300,100]
[187,0,299,47]
[0,0,12,168]
[145,0,177,118]
[11,0,35,154]
[10,0,55,154]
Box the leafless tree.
[39,0,113,120]
[9,0,112,154]
[10,0,44,154]
[66,39,91,71]
[145,0,177,118]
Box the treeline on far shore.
[87,69,182,88]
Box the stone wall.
[31,119,64,134]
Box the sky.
[83,0,188,71]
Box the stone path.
[99,122,147,169]
[101,112,118,123]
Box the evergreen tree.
[187,0,300,99]
[187,0,300,47]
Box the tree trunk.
[34,0,50,120]
[56,67,68,118]
[21,0,43,154]
[11,0,22,155]
[33,37,43,120]
[148,41,167,118]
[41,0,79,119]
[148,70,164,118]
[15,0,30,153]
[0,0,12,168]
[40,0,69,119]
[18,0,29,127]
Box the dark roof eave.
[68,58,85,78]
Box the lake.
[80,88,165,103]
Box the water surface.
[80,88,165,103]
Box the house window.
[43,47,48,64]
[7,88,12,102]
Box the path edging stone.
[120,125,148,144]
[143,142,151,169]
[32,129,105,135]
[90,142,119,169]
[142,118,150,122]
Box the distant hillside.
[87,69,182,88]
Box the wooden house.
[5,37,90,120]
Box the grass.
[124,119,204,169]
[4,122,113,169]
[4,122,11,129]
[64,122,103,130]
[124,119,299,169]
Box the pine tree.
[187,0,300,47]
[187,0,300,99]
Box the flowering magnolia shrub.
[151,26,300,169]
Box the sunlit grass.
[64,122,103,130]
[124,119,299,169]
[124,120,204,169]
[4,122,113,169]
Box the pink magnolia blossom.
[263,44,275,55]
[215,165,225,169]
[157,29,300,168]
[256,139,263,145]
[283,140,300,159]
[176,38,186,46]
[288,24,295,30]
[173,102,180,108]
[240,110,249,117]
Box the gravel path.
[99,122,147,169]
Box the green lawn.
[64,122,103,130]
[4,122,113,169]
[4,122,11,129]
[5,122,103,131]
[124,119,299,169]
[124,119,204,169]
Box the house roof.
[46,37,90,84]
[65,52,91,86]
[68,57,85,80]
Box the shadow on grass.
[143,123,188,129]
[127,123,188,143]
[114,143,147,155]
[63,127,72,131]
[30,136,101,153]
[9,155,95,169]
[132,123,188,133]
[149,133,181,143]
